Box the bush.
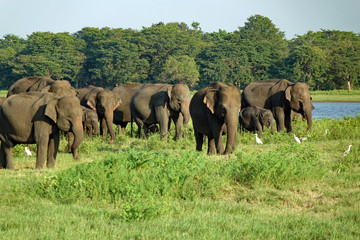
[29,149,226,221]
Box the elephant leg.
[100,118,108,140]
[47,133,59,168]
[194,129,204,151]
[36,135,50,169]
[284,110,293,132]
[274,108,285,132]
[207,137,216,155]
[254,118,263,135]
[1,143,14,170]
[172,113,184,139]
[134,117,146,138]
[212,126,224,154]
[67,132,74,153]
[156,110,170,139]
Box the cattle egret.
[255,133,263,144]
[343,145,352,156]
[323,129,328,136]
[300,137,307,141]
[293,134,301,144]
[25,147,32,156]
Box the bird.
[255,133,263,144]
[343,145,352,156]
[300,137,308,141]
[323,129,328,136]
[293,134,301,144]
[25,147,32,156]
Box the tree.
[159,55,199,86]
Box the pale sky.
[0,0,359,40]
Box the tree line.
[1,15,359,90]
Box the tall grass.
[0,116,359,239]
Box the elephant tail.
[130,116,133,137]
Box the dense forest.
[0,15,359,90]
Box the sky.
[0,0,359,40]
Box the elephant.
[67,106,99,153]
[239,106,274,135]
[78,86,121,143]
[190,82,241,155]
[7,76,78,97]
[241,79,313,132]
[130,83,191,139]
[112,83,147,134]
[0,92,84,169]
[81,106,99,138]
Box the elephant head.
[87,90,121,143]
[168,84,191,136]
[259,109,274,134]
[41,80,78,97]
[285,82,313,130]
[203,82,241,154]
[45,96,84,160]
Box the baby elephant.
[239,106,274,135]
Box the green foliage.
[29,149,225,220]
[1,16,359,90]
[158,55,199,86]
[225,144,326,187]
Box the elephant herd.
[0,76,314,169]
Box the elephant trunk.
[71,116,84,160]
[181,101,190,126]
[93,121,100,135]
[304,108,312,131]
[224,113,238,154]
[270,119,274,134]
[105,110,116,143]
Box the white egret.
[300,137,307,141]
[323,129,328,136]
[293,134,301,144]
[255,133,263,144]
[343,145,352,156]
[25,147,32,156]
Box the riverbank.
[311,90,360,102]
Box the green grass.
[0,117,359,239]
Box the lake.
[312,102,360,119]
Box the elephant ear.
[168,86,181,111]
[86,92,97,111]
[45,99,58,123]
[113,96,122,111]
[285,86,293,102]
[203,90,217,114]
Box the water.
[312,102,360,119]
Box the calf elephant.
[239,106,274,135]
[82,106,99,138]
[78,86,121,143]
[0,93,84,169]
[242,79,313,132]
[7,76,78,97]
[190,82,241,155]
[130,84,191,139]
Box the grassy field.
[0,116,359,239]
[310,90,360,102]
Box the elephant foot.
[108,139,115,144]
